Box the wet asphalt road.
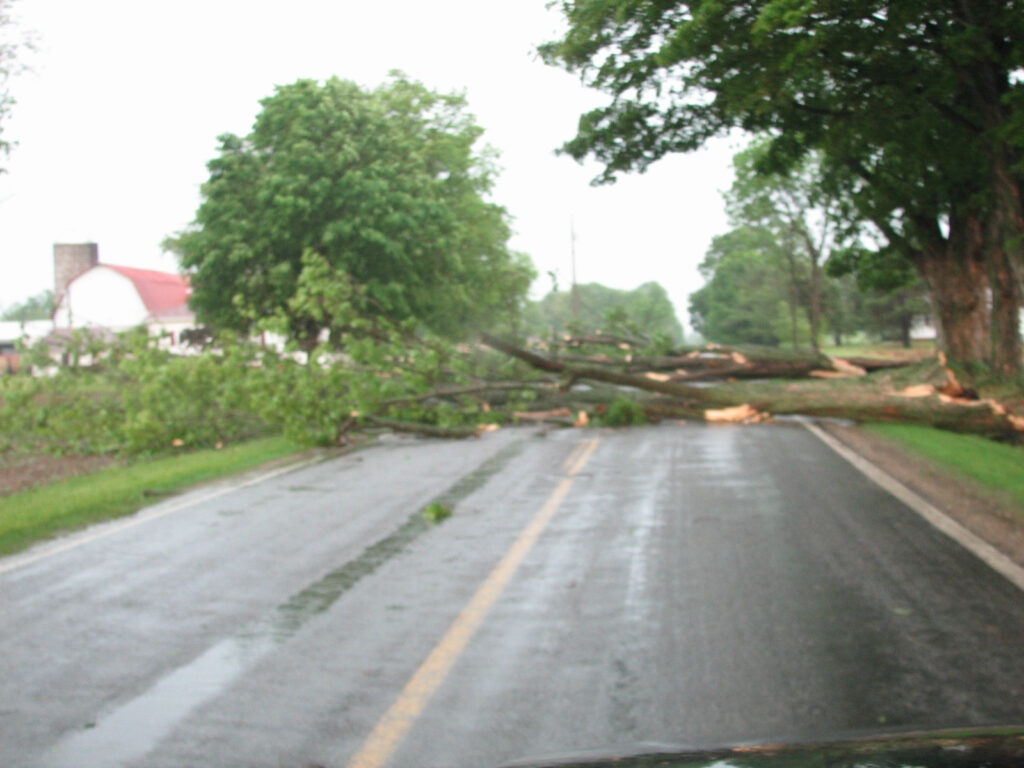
[2,423,1023,768]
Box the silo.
[54,243,99,301]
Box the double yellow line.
[345,437,601,768]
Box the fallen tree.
[533,333,914,380]
[12,317,1018,459]
[479,333,1024,439]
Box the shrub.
[601,397,648,427]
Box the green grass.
[867,423,1024,509]
[423,502,452,523]
[0,436,306,557]
[823,340,936,360]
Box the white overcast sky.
[0,0,742,331]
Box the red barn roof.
[104,265,191,318]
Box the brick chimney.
[54,243,99,303]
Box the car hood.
[498,727,1024,768]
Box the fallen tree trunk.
[379,381,556,408]
[362,415,482,439]
[548,335,914,379]
[481,332,710,399]
[841,357,916,373]
[480,333,1023,438]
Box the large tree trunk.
[985,155,1024,375]
[916,214,991,367]
[987,243,1022,376]
[960,48,1023,375]
[899,313,912,349]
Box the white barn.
[51,243,196,346]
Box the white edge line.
[802,421,1024,594]
[0,455,325,577]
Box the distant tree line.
[524,281,685,345]
[689,142,929,349]
[1,290,53,322]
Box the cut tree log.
[480,333,1023,438]
[500,335,910,382]
[379,381,555,407]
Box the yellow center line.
[344,437,602,768]
[560,439,588,473]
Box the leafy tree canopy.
[689,227,795,347]
[167,73,535,346]
[0,0,30,171]
[542,0,1024,371]
[541,1,1022,186]
[1,289,52,321]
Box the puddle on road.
[38,439,528,768]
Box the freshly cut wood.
[829,358,869,377]
[481,333,1023,437]
[939,366,977,399]
[705,404,767,423]
[900,384,936,398]
[512,408,573,422]
[809,370,850,379]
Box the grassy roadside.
[866,423,1024,511]
[823,340,936,361]
[0,436,306,558]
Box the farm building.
[51,243,196,346]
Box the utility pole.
[571,218,579,319]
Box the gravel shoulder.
[821,422,1024,571]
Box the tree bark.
[986,155,1024,375]
[482,333,1022,437]
[915,214,991,367]
[899,315,911,349]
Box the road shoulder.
[820,422,1024,571]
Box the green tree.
[1,289,52,321]
[0,0,31,172]
[526,281,684,343]
[827,245,932,347]
[541,1,1024,373]
[689,227,794,346]
[167,74,534,347]
[726,142,855,350]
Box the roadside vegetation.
[867,424,1024,512]
[5,17,1024,556]
[0,436,301,556]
